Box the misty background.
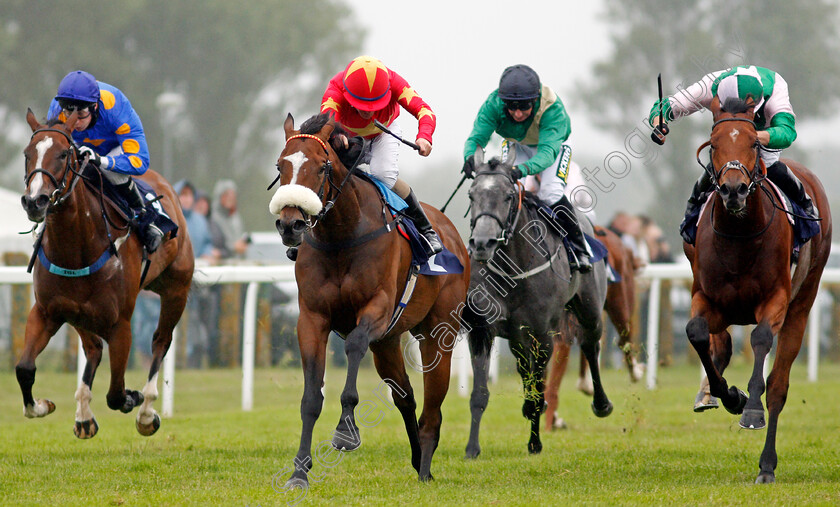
[3,0,840,252]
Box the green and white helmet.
[715,67,765,111]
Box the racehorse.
[269,113,469,486]
[544,225,643,430]
[684,97,831,483]
[463,149,610,457]
[17,109,193,438]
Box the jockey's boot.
[119,179,164,253]
[766,160,819,220]
[679,171,715,244]
[404,189,443,257]
[552,195,592,273]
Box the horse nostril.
[291,220,307,234]
[737,183,749,197]
[719,186,730,198]
[36,195,50,208]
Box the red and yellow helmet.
[341,55,391,111]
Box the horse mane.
[45,117,64,127]
[721,97,753,115]
[299,113,332,135]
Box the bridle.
[696,117,765,196]
[268,133,360,231]
[25,127,86,210]
[469,169,524,246]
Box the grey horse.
[463,149,611,457]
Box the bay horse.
[463,149,610,458]
[17,109,193,438]
[684,97,831,483]
[544,225,643,430]
[269,113,469,486]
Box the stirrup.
[144,224,164,253]
[421,232,443,256]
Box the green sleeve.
[519,103,570,176]
[463,93,502,161]
[765,112,796,149]
[648,98,673,127]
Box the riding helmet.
[498,64,541,101]
[342,55,391,112]
[55,70,100,105]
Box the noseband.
[469,170,523,245]
[25,127,85,209]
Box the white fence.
[2,263,839,415]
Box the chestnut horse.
[684,97,831,483]
[544,225,643,430]
[270,113,469,486]
[17,110,193,438]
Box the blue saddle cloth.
[364,173,463,276]
[97,175,178,240]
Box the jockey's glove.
[462,157,475,178]
[510,166,523,181]
[79,146,112,170]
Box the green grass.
[1,359,840,506]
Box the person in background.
[212,179,249,260]
[175,180,218,265]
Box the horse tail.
[461,300,493,356]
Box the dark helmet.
[55,70,100,105]
[498,65,541,101]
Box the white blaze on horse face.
[730,128,739,143]
[28,136,54,196]
[284,151,308,185]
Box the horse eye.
[59,150,69,159]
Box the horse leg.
[104,318,143,415]
[754,291,814,483]
[465,324,492,459]
[370,335,420,471]
[571,297,612,418]
[286,313,329,489]
[544,336,571,432]
[577,349,593,395]
[136,284,189,436]
[414,314,455,482]
[513,330,552,454]
[606,285,643,383]
[331,320,375,452]
[686,294,746,414]
[15,306,62,418]
[74,329,104,439]
[693,330,732,412]
[739,322,774,429]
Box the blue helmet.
[55,70,100,104]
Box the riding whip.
[651,73,670,145]
[373,119,421,151]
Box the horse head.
[21,109,82,223]
[467,147,521,261]
[269,113,339,247]
[708,96,764,215]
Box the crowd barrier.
[1,263,838,415]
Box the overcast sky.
[350,0,612,174]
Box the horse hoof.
[755,472,775,484]
[592,401,614,418]
[136,413,161,436]
[724,388,748,415]
[331,434,361,452]
[528,440,542,454]
[693,390,719,412]
[284,477,309,490]
[577,376,594,396]
[418,472,434,483]
[552,417,568,430]
[465,446,481,459]
[73,418,99,439]
[739,408,766,430]
[120,391,145,414]
[24,399,56,418]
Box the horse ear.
[473,146,484,166]
[505,147,517,167]
[319,118,335,140]
[284,113,295,139]
[25,108,41,131]
[744,97,757,117]
[709,96,722,120]
[63,111,79,134]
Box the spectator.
[212,179,249,260]
[640,216,674,264]
[175,180,219,265]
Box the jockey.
[47,70,164,253]
[318,55,443,258]
[462,64,592,273]
[648,65,817,244]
